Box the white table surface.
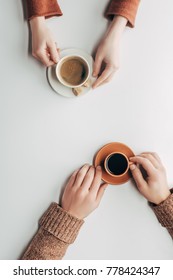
[1,0,173,260]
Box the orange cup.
[104,152,132,177]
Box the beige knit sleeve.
[150,189,173,239]
[21,203,84,260]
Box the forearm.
[21,203,84,260]
[21,227,69,260]
[150,189,173,239]
[29,16,45,31]
[105,16,127,43]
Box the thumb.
[48,42,60,64]
[96,183,108,203]
[93,54,103,77]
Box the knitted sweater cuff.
[39,203,84,244]
[26,0,63,20]
[105,0,140,28]
[150,189,173,228]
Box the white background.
[0,0,173,260]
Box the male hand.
[130,153,170,205]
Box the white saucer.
[47,48,96,98]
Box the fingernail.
[130,164,136,171]
[93,72,96,77]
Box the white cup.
[56,55,90,88]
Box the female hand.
[92,16,127,89]
[130,153,171,205]
[61,164,108,219]
[30,17,59,67]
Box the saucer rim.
[47,48,96,98]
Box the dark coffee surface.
[107,153,128,175]
[60,58,87,86]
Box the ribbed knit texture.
[106,0,140,27]
[39,203,84,243]
[21,192,173,260]
[150,189,173,238]
[21,203,84,260]
[26,0,139,27]
[26,0,62,20]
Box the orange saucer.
[93,142,135,185]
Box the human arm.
[29,16,60,66]
[93,16,127,88]
[129,152,173,238]
[21,165,107,260]
[26,0,63,66]
[93,0,140,88]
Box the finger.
[96,183,108,204]
[149,152,165,171]
[96,72,115,88]
[34,53,54,67]
[130,156,156,176]
[73,164,90,189]
[130,164,148,190]
[65,169,79,191]
[150,152,162,164]
[140,153,160,168]
[92,65,114,89]
[36,51,54,67]
[93,54,103,77]
[81,166,95,190]
[48,42,60,64]
[90,166,102,195]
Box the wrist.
[106,16,127,41]
[30,16,46,30]
[64,209,83,220]
[69,212,83,219]
[61,204,83,219]
[154,190,171,205]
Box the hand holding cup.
[130,153,171,205]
